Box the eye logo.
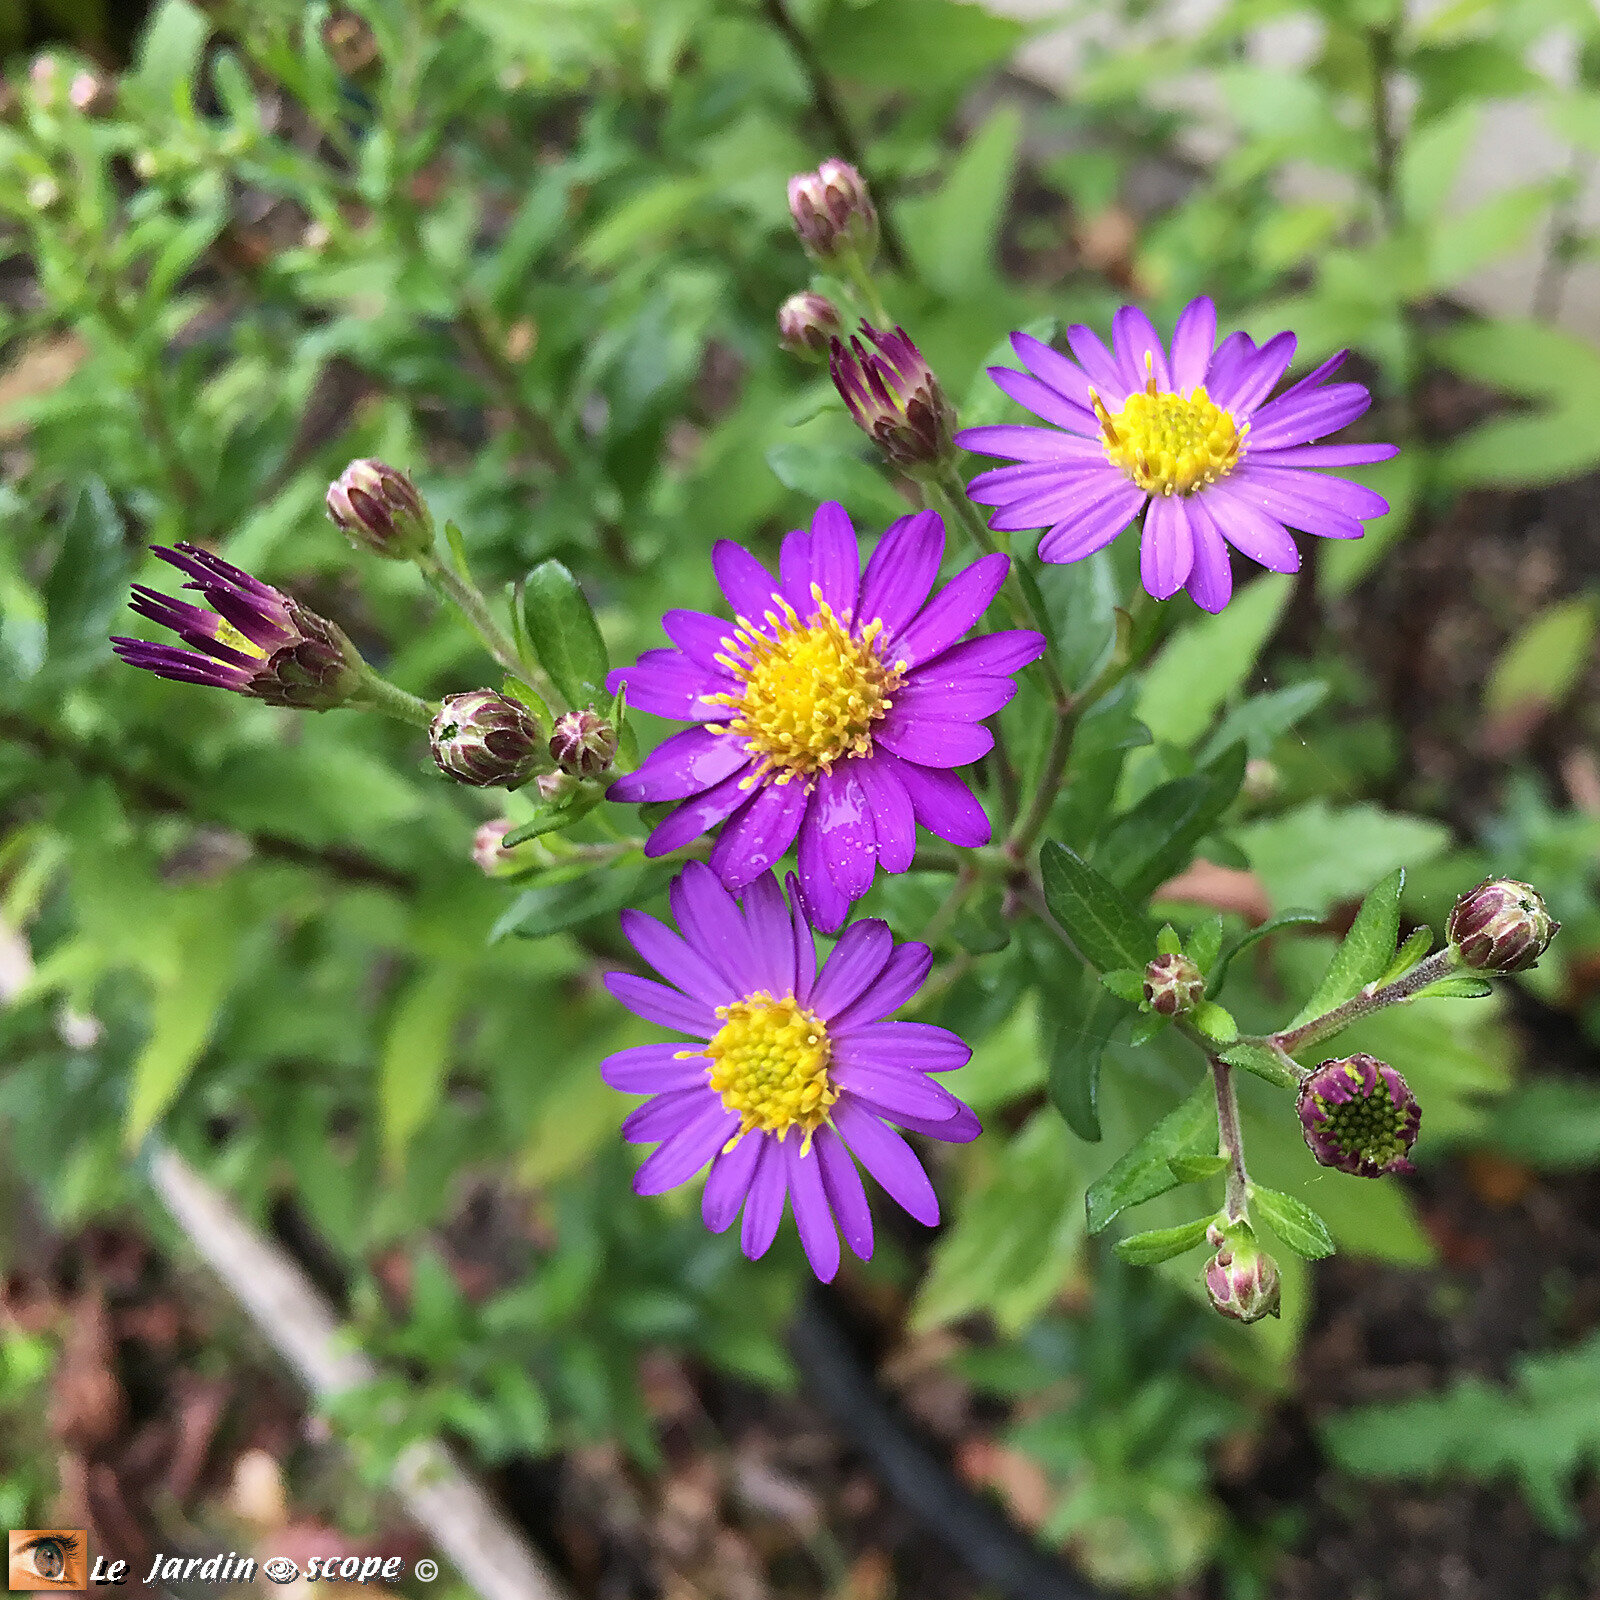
[262,1557,300,1584]
[8,1532,86,1591]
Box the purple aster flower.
[111,544,361,709]
[605,501,1045,932]
[601,862,979,1281]
[1297,1053,1420,1178]
[956,298,1398,612]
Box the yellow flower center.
[708,588,903,784]
[216,617,267,658]
[1094,380,1244,497]
[699,992,836,1149]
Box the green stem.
[351,669,434,728]
[842,251,893,329]
[416,551,548,693]
[1270,948,1456,1059]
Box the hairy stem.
[1270,947,1457,1058]
[1210,1052,1250,1222]
[416,551,547,692]
[352,668,435,728]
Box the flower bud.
[472,819,518,876]
[430,691,548,788]
[326,460,433,560]
[549,707,617,778]
[829,324,957,473]
[68,71,110,115]
[777,292,843,360]
[537,770,580,805]
[1447,878,1558,974]
[1297,1053,1420,1178]
[1204,1225,1280,1323]
[1143,952,1204,1016]
[787,159,877,266]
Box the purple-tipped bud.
[430,691,547,788]
[472,819,518,876]
[1143,952,1204,1016]
[787,159,877,265]
[1447,878,1558,974]
[1204,1226,1281,1323]
[829,324,957,472]
[548,707,617,778]
[111,544,363,710]
[778,292,844,360]
[1297,1054,1420,1178]
[326,459,433,560]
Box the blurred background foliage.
[1,0,1599,1595]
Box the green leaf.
[42,479,129,683]
[1168,1153,1228,1182]
[764,441,907,523]
[813,0,1025,91]
[1191,1001,1237,1044]
[1484,597,1598,722]
[1086,1082,1216,1234]
[1206,910,1320,994]
[492,862,673,941]
[1135,576,1293,747]
[522,560,609,708]
[1112,1215,1214,1265]
[1186,914,1225,975]
[901,104,1022,296]
[1197,681,1329,764]
[1218,1039,1301,1090]
[1379,926,1434,986]
[1287,869,1404,1031]
[1249,1183,1335,1260]
[1099,968,1145,1004]
[381,965,468,1172]
[1040,841,1154,974]
[130,0,209,114]
[1415,973,1494,1000]
[1045,977,1125,1142]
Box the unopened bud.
[549,708,616,778]
[430,691,548,788]
[1204,1225,1280,1323]
[1143,952,1204,1016]
[472,819,518,876]
[787,159,878,266]
[778,292,843,360]
[829,324,956,472]
[1297,1053,1420,1178]
[326,459,433,560]
[69,71,109,114]
[537,770,580,805]
[1447,878,1558,974]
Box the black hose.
[789,1284,1103,1600]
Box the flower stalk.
[1269,948,1456,1059]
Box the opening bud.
[1143,952,1204,1016]
[787,159,877,266]
[548,707,617,778]
[829,324,957,472]
[430,690,549,788]
[778,292,844,361]
[1297,1053,1420,1178]
[1447,878,1558,974]
[326,460,433,560]
[112,544,363,710]
[1204,1224,1280,1323]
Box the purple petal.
[1230,465,1387,535]
[1250,441,1398,468]
[672,861,765,996]
[603,971,718,1036]
[852,754,916,874]
[645,769,756,858]
[739,872,798,995]
[1169,296,1218,391]
[833,1062,965,1124]
[987,365,1098,434]
[740,1139,787,1258]
[786,870,818,998]
[622,1088,704,1143]
[663,609,737,671]
[612,651,726,722]
[1182,497,1234,614]
[1201,331,1256,406]
[956,423,1107,463]
[815,1129,874,1261]
[987,472,1125,534]
[1203,483,1302,572]
[857,510,945,637]
[784,1138,841,1282]
[779,526,813,614]
[895,1102,982,1142]
[620,909,733,1006]
[1065,322,1127,400]
[1246,383,1372,450]
[708,776,807,887]
[1139,495,1194,600]
[1111,305,1172,392]
[895,763,990,847]
[1037,480,1147,565]
[713,540,784,622]
[832,1099,940,1226]
[600,1042,708,1094]
[633,1099,740,1195]
[829,1019,969,1070]
[828,945,932,1031]
[966,461,1083,505]
[811,764,878,902]
[1214,330,1296,416]
[1010,330,1096,409]
[807,501,861,617]
[914,630,1047,679]
[875,711,993,769]
[1275,350,1346,402]
[808,918,894,1018]
[889,552,1010,668]
[703,1133,763,1232]
[609,724,747,803]
[796,800,851,934]
[891,677,1017,721]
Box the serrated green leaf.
[1086,1081,1216,1234]
[1186,914,1226,976]
[1379,926,1434,986]
[1287,869,1404,1032]
[1099,968,1145,1005]
[522,559,610,708]
[1096,745,1247,900]
[1249,1183,1335,1260]
[1168,1153,1228,1182]
[1219,1039,1301,1090]
[1191,1001,1237,1043]
[1113,1215,1214,1265]
[1040,841,1154,974]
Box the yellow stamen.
[708,585,903,784]
[216,617,268,658]
[1092,383,1245,497]
[699,992,836,1150]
